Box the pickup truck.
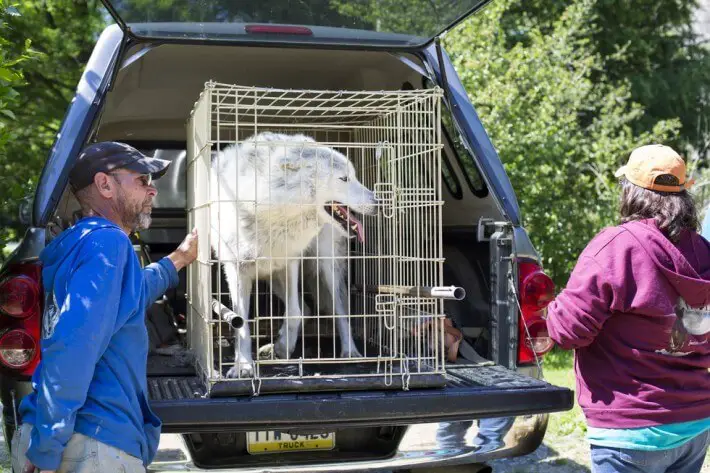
[0,1,573,471]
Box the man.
[546,144,709,473]
[10,142,198,473]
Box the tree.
[0,1,40,258]
[329,0,466,36]
[445,0,680,284]
[502,0,710,154]
[0,1,105,260]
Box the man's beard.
[117,187,152,232]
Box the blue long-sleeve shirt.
[19,217,179,470]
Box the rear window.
[441,106,488,198]
[442,153,463,199]
[104,0,488,47]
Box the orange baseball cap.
[614,144,695,193]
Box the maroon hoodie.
[546,219,710,428]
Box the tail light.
[245,25,313,35]
[0,263,42,376]
[0,329,37,369]
[0,275,40,318]
[517,261,555,365]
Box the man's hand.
[168,228,198,271]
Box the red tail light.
[517,261,555,365]
[245,25,313,36]
[0,262,42,376]
[0,275,40,318]
[520,271,555,311]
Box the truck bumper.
[149,413,547,472]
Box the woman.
[546,144,710,473]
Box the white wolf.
[210,132,378,378]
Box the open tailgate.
[149,363,572,433]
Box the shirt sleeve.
[546,255,616,350]
[141,257,179,310]
[26,230,129,470]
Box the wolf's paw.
[226,357,254,378]
[340,345,363,358]
[257,343,276,360]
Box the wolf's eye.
[339,176,349,182]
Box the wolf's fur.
[676,297,710,335]
[210,132,377,378]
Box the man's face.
[107,170,158,232]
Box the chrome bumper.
[149,414,547,472]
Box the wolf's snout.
[354,189,378,216]
[359,203,378,216]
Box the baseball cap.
[614,144,695,193]
[69,141,171,191]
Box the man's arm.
[26,230,129,471]
[142,259,179,309]
[142,229,197,308]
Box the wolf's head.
[314,147,378,243]
[256,132,377,242]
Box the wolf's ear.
[674,299,685,320]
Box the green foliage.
[502,0,710,154]
[329,0,478,36]
[445,0,681,284]
[0,0,38,257]
[538,347,591,469]
[695,165,710,219]
[0,1,105,260]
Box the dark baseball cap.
[69,141,171,191]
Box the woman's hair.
[619,174,698,242]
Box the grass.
[488,347,594,472]
[544,348,587,439]
[539,347,592,471]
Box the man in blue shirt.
[702,207,710,240]
[11,142,198,473]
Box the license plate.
[246,431,335,454]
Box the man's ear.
[94,172,114,198]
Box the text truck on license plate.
[247,431,336,454]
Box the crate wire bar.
[187,82,446,396]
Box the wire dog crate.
[187,82,453,396]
